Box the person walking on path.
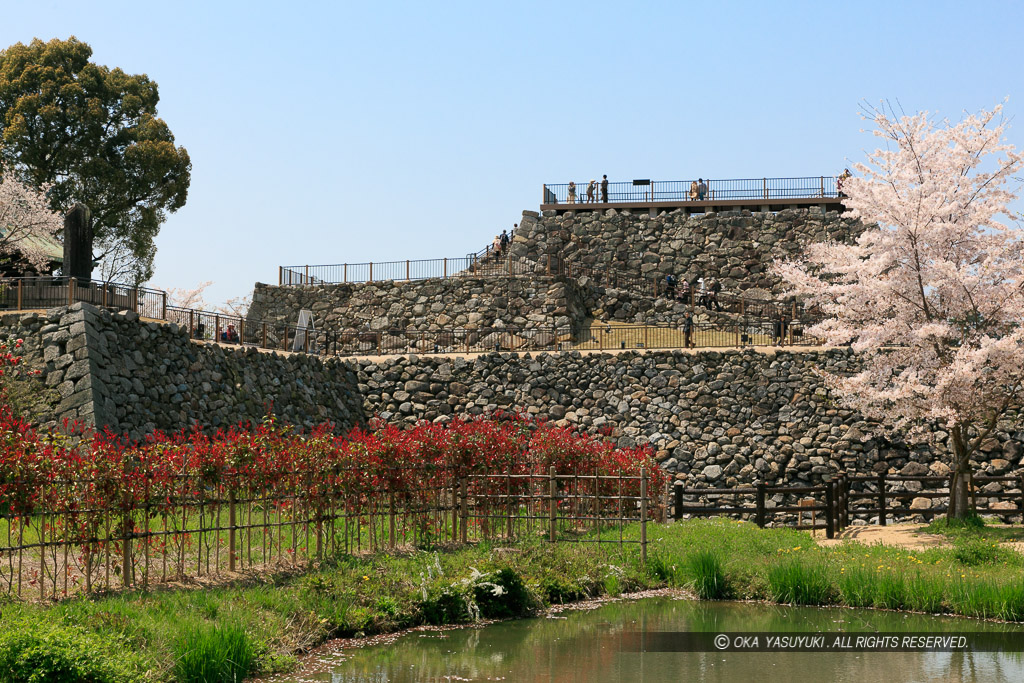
[601,175,609,203]
[586,179,596,203]
[682,311,694,348]
[709,278,723,311]
[697,277,708,308]
[492,233,501,257]
[568,181,577,204]
[665,274,676,299]
[697,178,708,201]
[678,277,690,304]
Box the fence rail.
[543,176,839,205]
[0,465,660,600]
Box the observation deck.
[541,176,845,215]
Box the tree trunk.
[946,427,972,521]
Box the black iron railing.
[543,176,839,205]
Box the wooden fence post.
[756,482,766,527]
[673,481,684,521]
[548,466,557,543]
[389,490,396,550]
[640,469,648,564]
[161,291,167,320]
[443,258,448,278]
[67,278,75,305]
[825,481,835,539]
[278,266,283,285]
[228,491,236,572]
[877,472,887,526]
[459,477,468,544]
[1020,476,1024,524]
[16,280,22,310]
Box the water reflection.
[300,599,1024,683]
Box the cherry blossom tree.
[775,102,1024,519]
[0,170,63,271]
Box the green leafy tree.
[0,36,191,283]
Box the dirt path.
[815,523,1024,553]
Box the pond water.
[286,597,1024,682]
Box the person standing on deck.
[697,178,708,201]
[568,181,577,203]
[586,179,596,203]
[601,175,609,203]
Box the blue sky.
[3,0,1023,305]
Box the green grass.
[173,623,254,683]
[1,518,1024,680]
[922,514,1024,543]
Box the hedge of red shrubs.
[0,402,664,520]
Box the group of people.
[664,274,724,311]
[567,176,610,204]
[491,225,515,257]
[688,178,709,201]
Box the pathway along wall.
[0,304,364,440]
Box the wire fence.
[0,465,661,600]
[543,176,839,205]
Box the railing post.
[548,466,557,543]
[673,481,684,521]
[763,177,767,200]
[262,322,267,348]
[542,183,547,203]
[16,280,22,310]
[443,258,448,278]
[369,262,373,282]
[68,278,75,305]
[756,482,766,527]
[161,291,167,320]
[304,265,309,284]
[215,314,220,343]
[344,263,348,283]
[406,260,410,281]
[820,176,825,197]
[878,472,887,526]
[640,469,648,564]
[825,481,835,539]
[102,282,108,307]
[278,266,283,286]
[189,310,194,337]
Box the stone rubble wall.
[513,206,866,298]
[247,276,592,351]
[0,304,365,440]
[348,349,1023,504]
[4,305,1020,507]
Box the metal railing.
[0,277,168,319]
[543,176,838,205]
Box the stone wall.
[0,304,365,440]
[247,276,591,351]
[348,349,1023,493]
[513,206,865,297]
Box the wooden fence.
[672,472,1024,534]
[0,465,661,601]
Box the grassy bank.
[2,518,1023,681]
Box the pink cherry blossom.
[774,102,1024,519]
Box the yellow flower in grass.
[363,575,370,581]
